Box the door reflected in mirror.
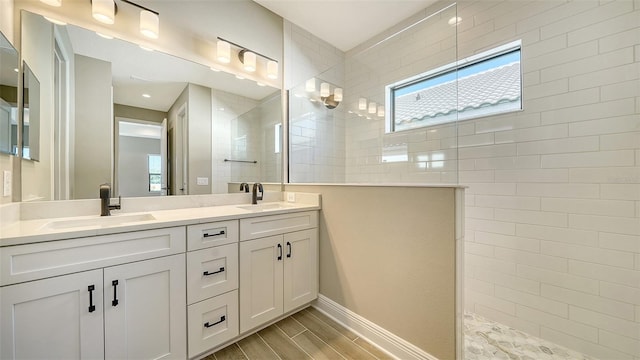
[0,31,19,156]
[20,10,282,201]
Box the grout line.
[275,325,315,360]
[235,343,251,360]
[256,331,283,360]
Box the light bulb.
[334,88,343,102]
[320,82,330,97]
[92,0,115,25]
[358,98,367,110]
[217,40,231,63]
[377,106,385,117]
[140,10,159,39]
[368,102,377,114]
[267,60,278,79]
[305,78,316,92]
[241,51,256,72]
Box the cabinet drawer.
[188,290,238,358]
[0,227,186,286]
[239,211,318,241]
[187,220,238,251]
[187,243,238,305]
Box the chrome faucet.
[252,183,263,205]
[240,182,250,193]
[99,183,121,216]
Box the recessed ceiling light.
[139,45,154,52]
[235,74,245,80]
[14,68,19,73]
[210,67,221,72]
[218,107,225,111]
[256,82,266,87]
[142,93,151,98]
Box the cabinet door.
[0,269,104,360]
[239,235,283,333]
[283,229,319,312]
[104,254,186,359]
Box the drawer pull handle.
[112,280,119,307]
[286,242,292,258]
[203,230,225,238]
[203,267,225,276]
[88,285,96,313]
[277,243,282,261]
[204,315,226,328]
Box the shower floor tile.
[464,312,594,360]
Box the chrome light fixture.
[216,37,279,80]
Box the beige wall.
[73,54,112,199]
[284,184,458,360]
[114,104,167,124]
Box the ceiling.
[254,0,438,52]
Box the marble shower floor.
[464,312,595,360]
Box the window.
[386,40,522,133]
[274,123,282,154]
[148,154,161,192]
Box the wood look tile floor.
[207,307,394,360]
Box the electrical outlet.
[196,177,209,186]
[3,171,11,197]
[287,192,296,202]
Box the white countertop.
[0,199,320,247]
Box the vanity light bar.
[216,37,279,79]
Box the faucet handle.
[109,196,122,211]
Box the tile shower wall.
[285,0,639,359]
[285,22,346,183]
[211,90,257,193]
[453,1,640,359]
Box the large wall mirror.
[20,10,282,201]
[0,31,19,156]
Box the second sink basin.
[237,203,295,212]
[41,213,157,230]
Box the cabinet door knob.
[286,242,292,258]
[277,244,282,261]
[203,267,225,276]
[88,285,96,313]
[204,315,226,328]
[111,280,119,307]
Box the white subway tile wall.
[284,0,640,358]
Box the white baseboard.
[312,295,440,360]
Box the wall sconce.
[239,50,256,72]
[305,78,316,92]
[88,0,160,39]
[216,37,279,80]
[358,98,367,110]
[368,102,377,114]
[217,40,231,63]
[320,82,330,97]
[139,9,159,39]
[40,0,62,6]
[92,0,115,24]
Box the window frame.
[385,39,522,133]
[148,154,162,192]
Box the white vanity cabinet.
[0,227,187,360]
[186,220,240,358]
[239,211,318,333]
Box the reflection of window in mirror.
[274,123,282,154]
[148,154,162,192]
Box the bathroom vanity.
[0,194,320,359]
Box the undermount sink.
[236,203,295,212]
[40,213,157,230]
